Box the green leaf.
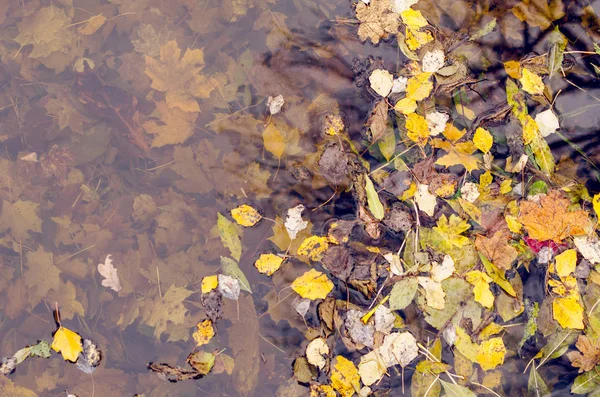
[389,278,418,310]
[365,175,384,220]
[221,256,252,293]
[547,27,567,78]
[529,132,555,176]
[571,368,600,394]
[439,379,477,397]
[470,18,497,41]
[528,180,548,196]
[479,253,516,297]
[377,123,396,161]
[528,364,551,397]
[217,212,242,261]
[593,63,600,76]
[594,43,600,56]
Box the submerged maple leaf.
[144,40,214,113]
[567,335,600,373]
[518,190,589,242]
[142,101,198,147]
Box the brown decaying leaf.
[355,0,400,44]
[475,230,518,270]
[567,335,600,372]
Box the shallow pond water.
[1,0,600,396]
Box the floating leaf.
[389,278,418,310]
[201,275,218,294]
[220,256,252,293]
[528,364,551,397]
[52,326,83,362]
[553,296,584,329]
[365,175,384,220]
[473,127,493,154]
[231,204,262,227]
[291,269,334,300]
[369,69,394,97]
[254,253,283,276]
[217,213,242,261]
[298,236,330,261]
[465,270,494,309]
[440,379,477,397]
[193,319,215,346]
[330,356,361,397]
[520,68,544,95]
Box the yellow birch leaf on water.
[520,68,544,95]
[291,269,334,300]
[500,180,512,194]
[262,123,285,159]
[476,338,506,370]
[217,213,242,261]
[201,275,218,293]
[406,113,430,147]
[331,356,361,397]
[406,72,433,101]
[593,193,600,222]
[400,8,428,29]
[365,175,384,220]
[480,253,516,297]
[505,215,522,233]
[555,249,577,278]
[298,236,330,261]
[465,270,494,309]
[442,123,466,142]
[394,97,417,115]
[455,104,476,120]
[193,319,215,346]
[231,204,262,227]
[405,28,434,51]
[51,326,82,362]
[553,297,584,329]
[479,171,493,192]
[522,116,538,145]
[254,253,283,276]
[473,127,493,154]
[504,60,521,79]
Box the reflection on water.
[0,0,599,395]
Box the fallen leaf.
[574,235,600,264]
[358,350,387,386]
[465,270,495,309]
[440,379,477,396]
[254,253,284,276]
[553,296,584,329]
[433,214,471,249]
[201,275,218,293]
[379,331,419,368]
[369,69,394,97]
[52,326,83,362]
[142,101,198,147]
[535,108,560,137]
[422,50,445,73]
[267,95,285,115]
[431,255,455,283]
[187,350,215,375]
[400,8,428,29]
[141,285,193,339]
[389,278,418,310]
[520,68,545,95]
[231,204,262,227]
[97,254,121,292]
[220,257,251,293]
[217,213,242,261]
[512,0,565,30]
[193,319,215,346]
[330,355,361,397]
[0,200,43,240]
[567,335,600,372]
[306,337,329,369]
[418,277,446,310]
[218,274,241,300]
[476,337,507,370]
[291,269,334,300]
[406,72,434,101]
[298,236,330,261]
[406,113,431,147]
[285,204,308,240]
[415,183,437,216]
[365,175,385,220]
[473,127,493,154]
[394,97,417,115]
[77,14,106,35]
[555,249,577,278]
[475,230,518,270]
[355,0,400,44]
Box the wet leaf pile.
[2,0,600,396]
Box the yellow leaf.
[201,275,218,293]
[417,277,446,310]
[254,253,284,276]
[433,214,471,249]
[291,269,334,300]
[480,253,516,297]
[500,180,512,194]
[504,60,521,79]
[51,326,82,362]
[522,116,539,145]
[505,215,522,233]
[405,27,434,50]
[442,123,466,142]
[473,127,493,154]
[193,319,215,346]
[406,113,430,147]
[455,104,476,120]
[479,323,504,339]
[394,98,417,115]
[553,297,584,329]
[263,123,285,158]
[402,181,417,201]
[406,73,433,101]
[479,171,493,192]
[465,270,494,309]
[231,204,262,227]
[555,249,577,278]
[593,193,600,222]
[520,68,544,95]
[298,236,330,261]
[365,175,385,220]
[436,151,479,172]
[400,8,428,29]
[476,338,506,370]
[330,355,361,397]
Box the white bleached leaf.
[461,182,480,203]
[346,309,375,348]
[217,274,240,300]
[285,204,308,240]
[306,337,329,369]
[267,95,285,115]
[358,351,387,386]
[379,332,419,368]
[293,297,311,317]
[97,254,121,292]
[415,183,436,216]
[20,153,38,162]
[369,69,394,97]
[574,235,600,264]
[422,50,445,73]
[383,252,403,275]
[391,76,408,94]
[374,305,395,334]
[426,111,449,136]
[443,322,457,345]
[417,277,445,309]
[431,255,455,282]
[535,108,559,137]
[390,0,419,13]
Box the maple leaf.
[0,200,42,240]
[433,214,471,249]
[518,190,589,242]
[24,247,61,309]
[141,285,193,339]
[567,335,600,372]
[475,230,518,270]
[512,0,565,30]
[51,326,83,362]
[355,0,400,44]
[432,138,480,172]
[144,40,213,112]
[142,101,198,147]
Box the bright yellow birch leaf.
[593,193,600,222]
[51,326,83,362]
[442,123,466,142]
[479,171,493,192]
[465,270,494,309]
[193,319,215,346]
[433,214,471,249]
[405,28,434,50]
[291,269,334,300]
[406,113,430,147]
[298,236,330,261]
[473,127,493,153]
[522,116,538,145]
[331,355,361,397]
[406,73,433,101]
[520,68,544,95]
[480,253,516,297]
[500,180,512,194]
[505,215,522,233]
[254,253,284,276]
[231,204,262,227]
[263,123,285,158]
[504,60,521,79]
[394,98,417,115]
[201,275,218,293]
[400,9,428,29]
[476,338,506,370]
[553,297,584,329]
[555,249,577,278]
